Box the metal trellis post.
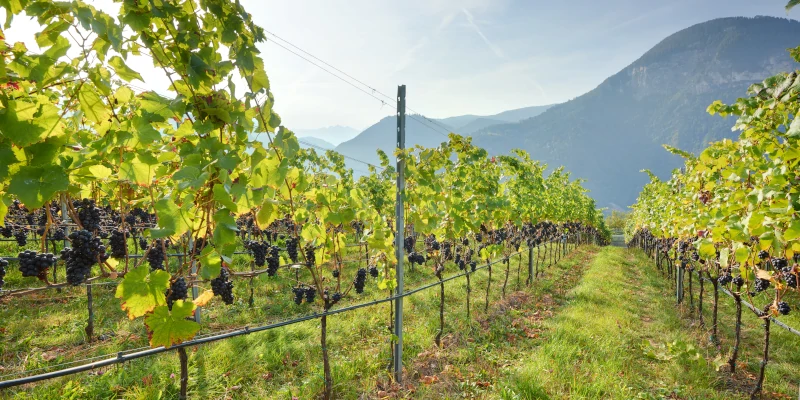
[393,85,406,383]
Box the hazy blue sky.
[3,0,797,131]
[252,0,796,130]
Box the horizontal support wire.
[0,239,566,389]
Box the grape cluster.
[305,244,315,266]
[455,253,466,270]
[353,268,367,294]
[285,236,299,263]
[777,301,791,316]
[351,220,364,237]
[166,277,189,310]
[368,265,379,278]
[292,286,305,305]
[76,199,102,232]
[0,257,8,289]
[475,233,483,243]
[770,257,788,270]
[403,236,415,253]
[331,292,342,303]
[718,274,732,285]
[266,245,280,276]
[61,230,107,285]
[442,241,453,261]
[211,268,234,304]
[18,250,56,279]
[138,237,148,251]
[0,225,12,238]
[51,228,66,241]
[782,267,797,289]
[246,241,269,267]
[264,231,278,243]
[749,278,771,296]
[407,252,425,265]
[757,250,770,260]
[146,240,167,271]
[305,286,316,303]
[332,269,340,278]
[732,275,745,287]
[109,230,128,258]
[15,230,27,246]
[690,252,699,262]
[425,235,440,251]
[470,261,477,272]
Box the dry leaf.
[420,375,439,384]
[193,290,215,307]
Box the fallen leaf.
[420,375,439,384]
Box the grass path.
[502,247,764,399]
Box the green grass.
[501,247,800,400]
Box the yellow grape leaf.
[193,289,215,307]
[144,301,200,348]
[115,266,169,319]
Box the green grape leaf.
[120,154,157,186]
[759,232,775,251]
[697,239,716,259]
[212,209,238,247]
[88,164,112,179]
[0,99,64,147]
[213,184,238,213]
[734,245,750,264]
[149,197,191,239]
[115,266,170,320]
[256,199,279,227]
[78,84,109,124]
[198,245,222,280]
[144,301,200,348]
[783,220,800,241]
[108,55,143,82]
[7,164,68,208]
[133,116,163,145]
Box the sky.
[3,0,797,134]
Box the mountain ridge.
[470,16,800,210]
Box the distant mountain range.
[326,16,800,210]
[333,105,554,166]
[297,136,336,151]
[294,125,359,146]
[470,16,800,210]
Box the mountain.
[457,118,506,135]
[435,105,554,132]
[294,125,359,146]
[335,115,454,168]
[298,136,336,151]
[335,105,555,168]
[470,16,800,210]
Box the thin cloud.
[393,36,430,74]
[461,8,505,59]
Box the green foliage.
[605,210,630,231]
